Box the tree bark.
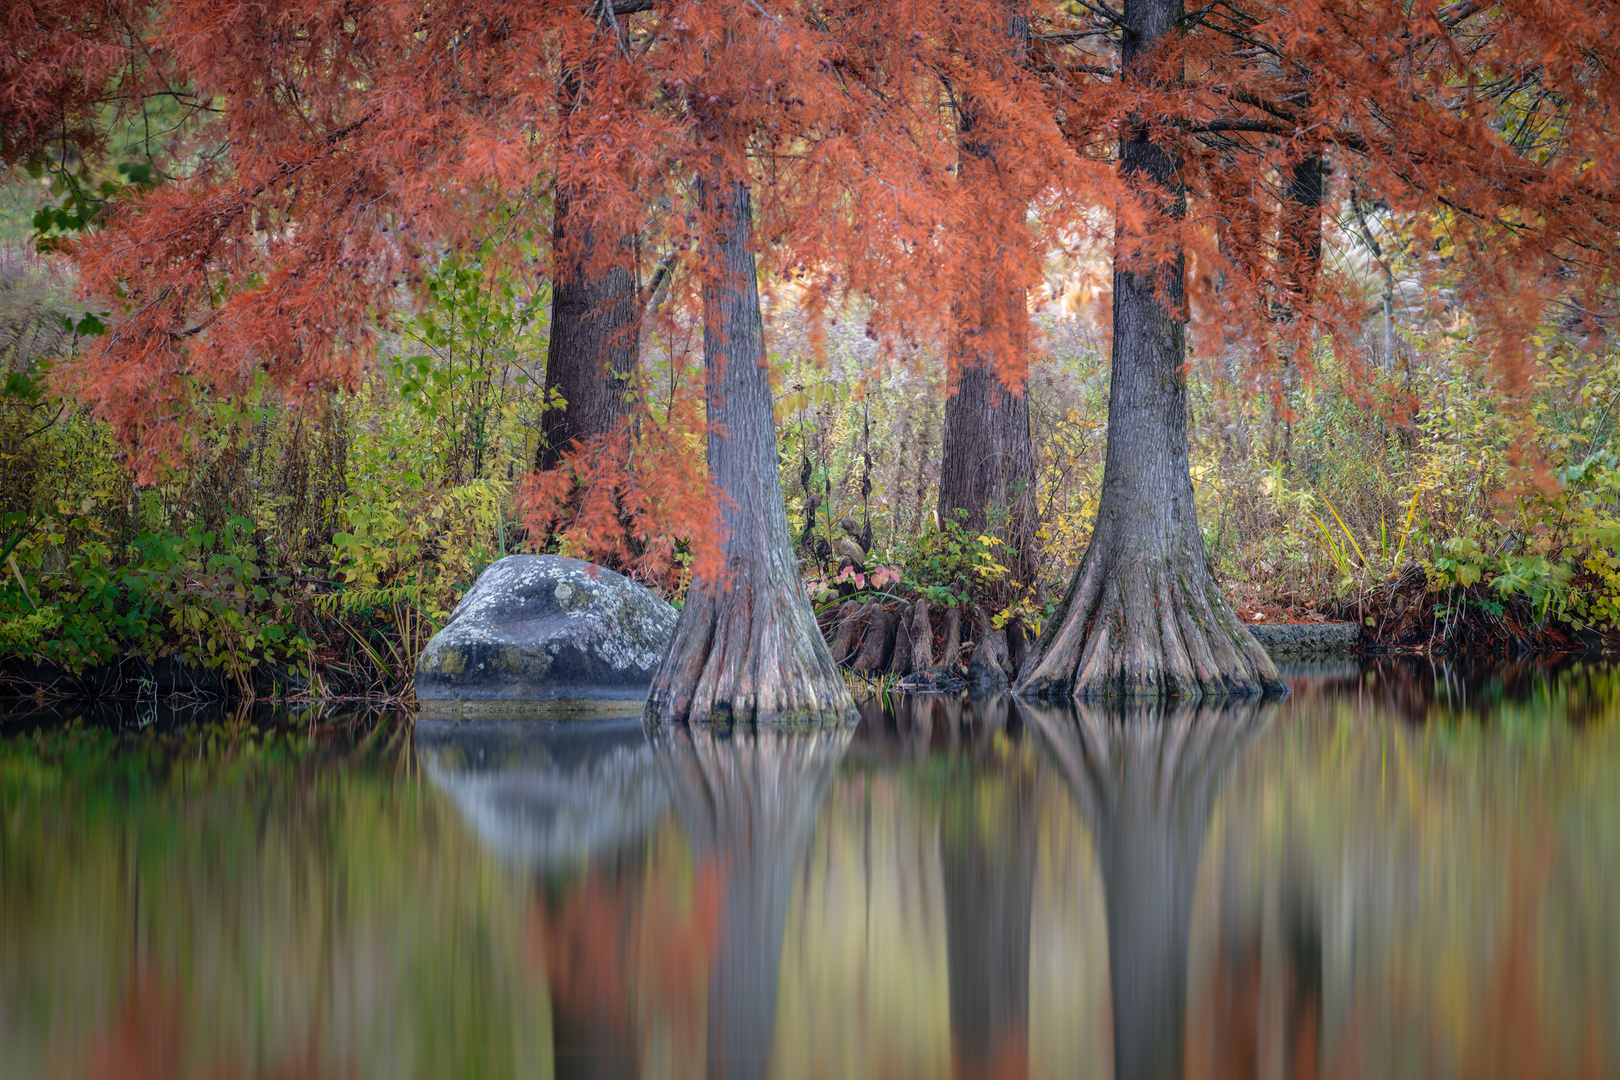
[852,602,897,676]
[827,598,863,664]
[1281,150,1325,306]
[909,598,934,671]
[536,186,640,472]
[644,130,855,723]
[536,40,641,474]
[938,605,963,674]
[938,360,1038,581]
[1014,0,1282,699]
[936,3,1038,585]
[888,612,915,676]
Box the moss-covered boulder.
[415,555,677,703]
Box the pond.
[2,659,1617,1079]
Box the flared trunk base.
[1016,535,1284,701]
[646,561,856,725]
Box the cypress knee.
[910,599,934,672]
[968,608,1011,687]
[827,599,863,664]
[1006,618,1028,679]
[852,603,896,675]
[889,613,915,677]
[938,605,963,675]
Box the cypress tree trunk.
[1281,150,1325,304]
[645,131,855,723]
[936,5,1038,585]
[1015,0,1282,699]
[938,350,1039,582]
[536,33,642,475]
[536,186,640,472]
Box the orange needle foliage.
[7,0,1614,465]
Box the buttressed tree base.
[1017,0,1282,699]
[644,131,853,725]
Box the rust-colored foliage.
[525,855,722,1071]
[8,0,1620,551]
[82,967,357,1080]
[0,1,153,167]
[515,410,719,591]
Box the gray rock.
[415,555,677,704]
[1248,621,1361,659]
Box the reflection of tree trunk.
[861,692,1038,1078]
[941,696,1037,1079]
[1280,864,1324,1080]
[1021,697,1274,1080]
[650,724,854,1080]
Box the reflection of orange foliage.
[526,853,723,1069]
[1191,935,1262,1080]
[1457,837,1608,1080]
[1195,832,1612,1080]
[952,1031,1029,1080]
[85,969,180,1080]
[83,967,355,1080]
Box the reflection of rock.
[651,723,854,1080]
[416,717,668,869]
[1022,697,1274,1080]
[415,555,677,703]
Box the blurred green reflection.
[0,659,1616,1079]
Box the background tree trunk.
[938,357,1039,583]
[1015,0,1282,699]
[536,186,640,472]
[1281,150,1325,304]
[936,4,1039,586]
[536,35,641,474]
[645,130,854,723]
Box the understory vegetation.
[4,238,1618,700]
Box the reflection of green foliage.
[0,717,553,1080]
[1214,669,1620,1078]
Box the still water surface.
[2,660,1618,1079]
